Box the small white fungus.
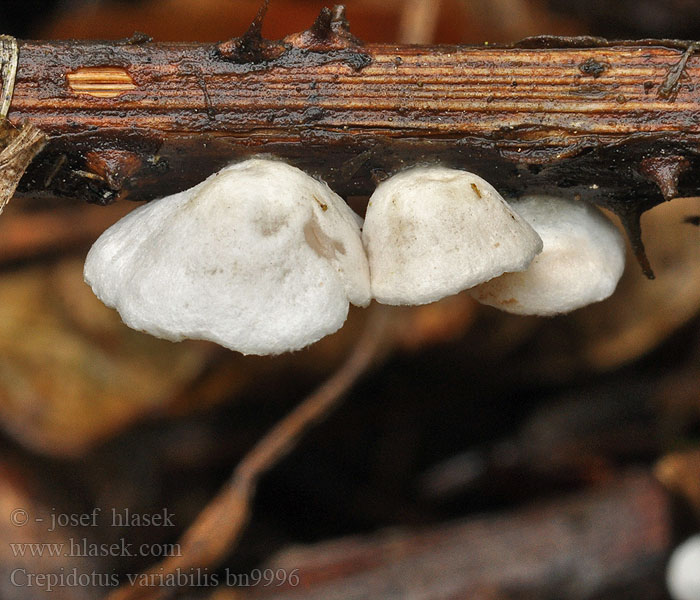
[470,195,626,316]
[84,159,371,355]
[667,535,700,600]
[361,166,543,305]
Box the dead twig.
[9,30,700,276]
[9,35,700,207]
[107,305,390,600]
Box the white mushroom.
[361,166,543,305]
[667,535,700,600]
[470,195,626,316]
[84,158,371,355]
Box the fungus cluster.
[85,159,627,355]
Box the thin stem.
[107,305,389,600]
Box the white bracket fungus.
[84,159,370,355]
[361,166,543,305]
[470,195,626,316]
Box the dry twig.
[107,305,389,600]
[8,15,700,274]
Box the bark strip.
[0,122,47,214]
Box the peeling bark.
[0,122,47,214]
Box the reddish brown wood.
[250,474,671,600]
[5,18,700,273]
[8,32,700,208]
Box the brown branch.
[8,31,700,210]
[106,304,389,600]
[5,11,700,274]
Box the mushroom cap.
[470,195,626,316]
[362,166,543,305]
[84,158,371,355]
[667,535,700,600]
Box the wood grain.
[8,33,700,208]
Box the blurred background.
[0,1,699,599]
[4,0,700,40]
